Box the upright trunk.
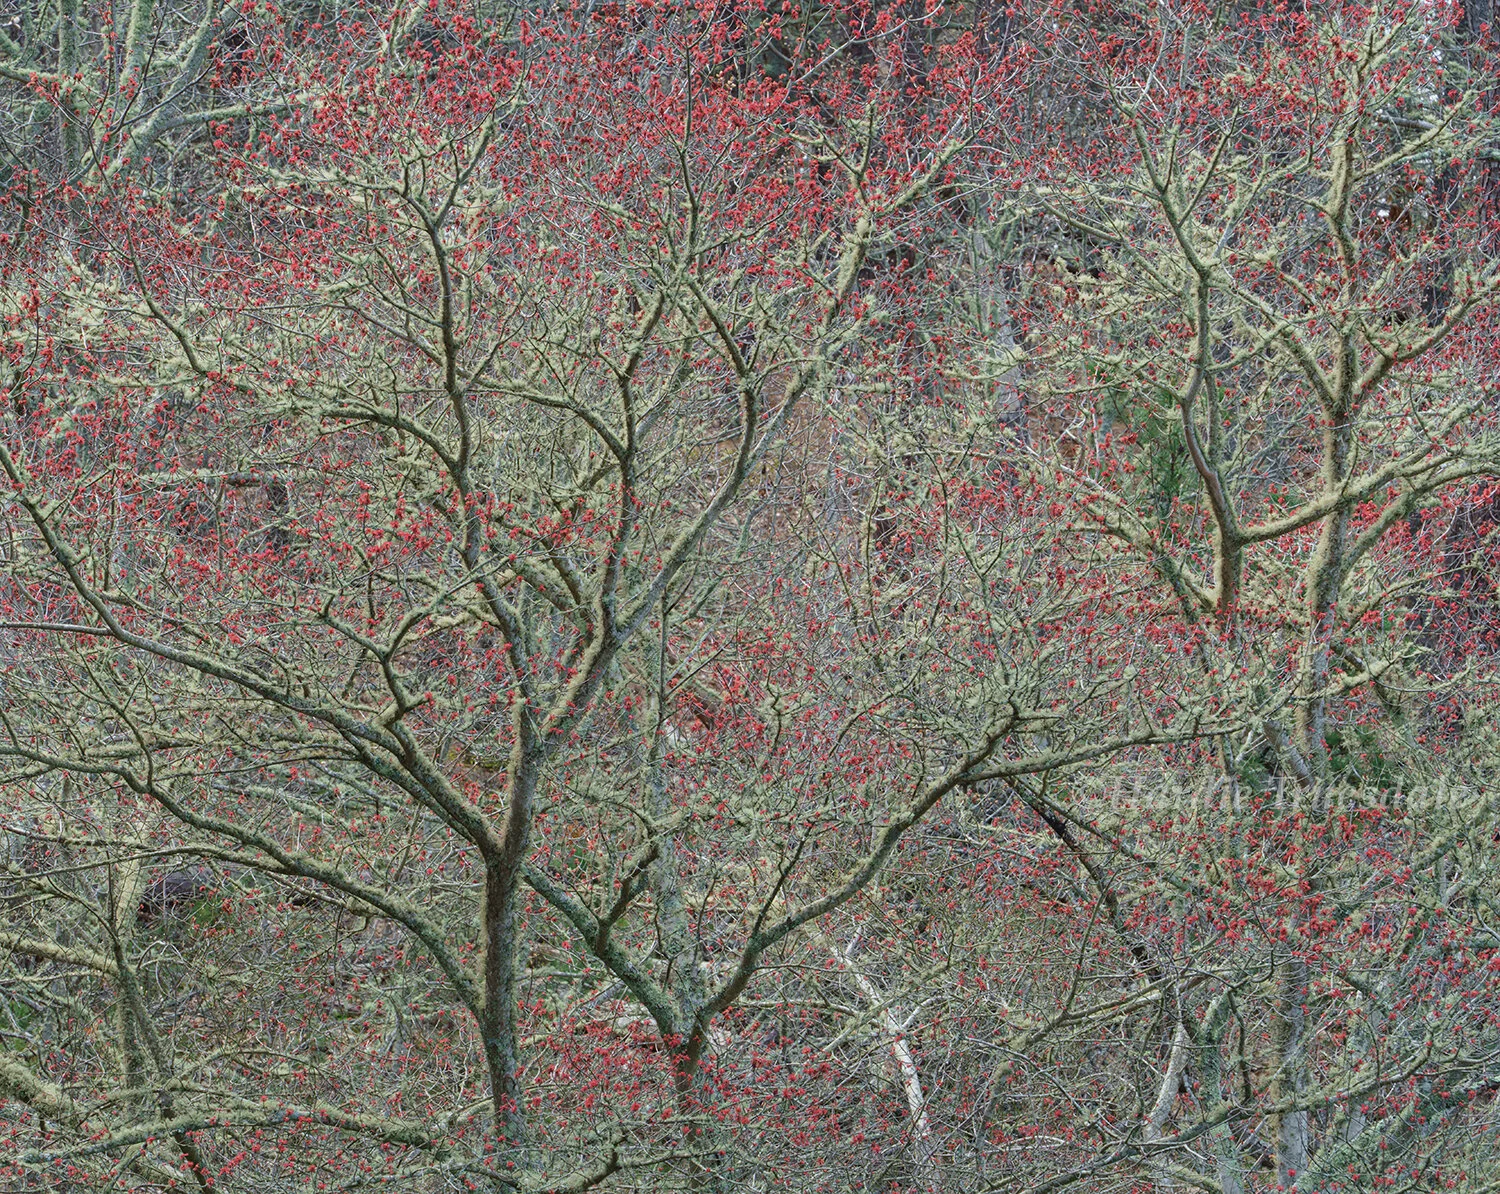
[1271,956,1311,1189]
[109,852,150,1111]
[643,700,721,1188]
[57,0,83,178]
[828,931,939,1192]
[1278,396,1350,1184]
[481,734,543,1148]
[1193,992,1247,1194]
[481,858,527,1146]
[671,1022,727,1192]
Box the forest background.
[4,0,1500,1191]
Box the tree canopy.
[4,2,1500,1192]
